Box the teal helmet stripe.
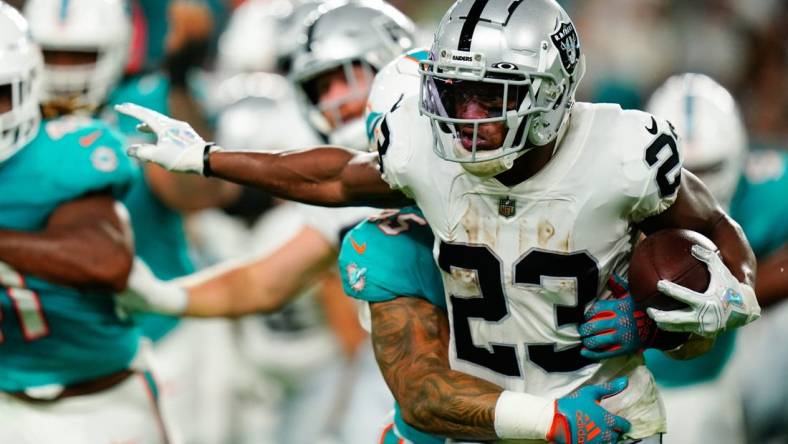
[59,0,70,21]
[684,81,695,140]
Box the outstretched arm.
[116,103,411,208]
[121,226,338,317]
[208,149,409,208]
[0,193,133,292]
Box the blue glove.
[579,276,657,360]
[548,377,632,444]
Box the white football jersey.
[377,97,684,439]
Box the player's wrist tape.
[494,391,555,440]
[146,279,189,315]
[202,143,221,177]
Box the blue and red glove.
[579,275,657,360]
[548,377,632,444]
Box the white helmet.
[420,0,585,177]
[290,0,416,150]
[217,0,322,75]
[24,0,131,109]
[0,2,43,163]
[365,47,428,151]
[647,73,747,209]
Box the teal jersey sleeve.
[104,73,170,142]
[338,206,445,309]
[730,149,788,258]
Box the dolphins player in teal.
[644,73,788,444]
[0,4,172,443]
[23,1,238,442]
[338,207,448,444]
[732,148,788,443]
[24,0,237,341]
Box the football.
[628,229,716,311]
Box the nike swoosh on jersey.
[350,237,367,254]
[79,130,102,148]
[646,117,658,135]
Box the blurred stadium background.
[3,1,785,443]
[8,0,784,147]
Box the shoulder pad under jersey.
[43,116,136,200]
[590,104,685,222]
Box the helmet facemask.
[39,44,125,113]
[0,63,41,163]
[297,59,376,150]
[288,1,416,150]
[419,49,569,176]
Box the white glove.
[115,103,220,175]
[647,244,761,338]
[116,258,189,315]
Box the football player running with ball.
[120,1,761,442]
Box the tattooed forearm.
[370,298,503,439]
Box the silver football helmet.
[0,2,43,163]
[289,0,415,150]
[420,0,585,177]
[647,73,747,210]
[217,0,322,75]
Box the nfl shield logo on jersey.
[499,197,516,218]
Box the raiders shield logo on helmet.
[550,22,580,75]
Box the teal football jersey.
[730,149,788,258]
[339,206,445,444]
[646,149,788,387]
[104,74,194,341]
[0,117,140,391]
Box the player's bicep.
[341,152,411,208]
[637,170,724,235]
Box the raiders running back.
[376,96,683,438]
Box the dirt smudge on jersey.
[448,267,481,297]
[537,219,556,247]
[560,232,572,252]
[460,199,499,247]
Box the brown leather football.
[628,229,716,311]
